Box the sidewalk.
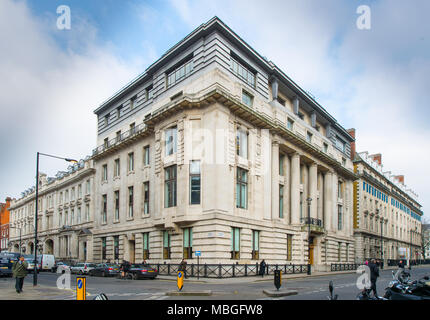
[0,279,82,300]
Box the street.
[1,266,429,300]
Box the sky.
[0,0,428,221]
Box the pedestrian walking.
[12,255,28,294]
[369,259,380,298]
[120,260,130,279]
[259,259,266,277]
[398,259,404,269]
[179,259,188,279]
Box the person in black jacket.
[398,260,405,269]
[369,259,380,297]
[259,260,266,277]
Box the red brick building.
[0,197,11,251]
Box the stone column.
[285,155,291,224]
[309,163,318,219]
[323,171,333,231]
[290,153,300,224]
[317,172,324,221]
[271,141,279,220]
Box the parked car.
[0,256,13,277]
[52,261,71,273]
[39,254,55,272]
[70,262,96,275]
[23,254,41,273]
[127,264,158,280]
[89,263,120,277]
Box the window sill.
[142,165,150,170]
[101,180,108,185]
[126,217,134,222]
[127,171,135,176]
[113,220,120,224]
[113,176,120,181]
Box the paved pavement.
[0,265,428,300]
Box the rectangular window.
[114,191,119,221]
[143,232,150,260]
[338,205,343,230]
[164,165,177,208]
[86,179,90,194]
[306,132,312,143]
[231,227,240,259]
[163,231,171,259]
[279,185,284,218]
[143,182,150,215]
[102,237,107,260]
[130,122,135,135]
[183,227,193,259]
[236,167,248,209]
[104,115,109,126]
[114,236,119,260]
[128,152,134,172]
[242,90,253,107]
[116,131,121,143]
[114,159,120,177]
[145,85,153,100]
[338,181,343,199]
[167,59,194,87]
[252,230,259,260]
[143,145,150,165]
[287,118,294,130]
[116,106,122,119]
[85,204,90,222]
[78,185,82,198]
[70,208,74,225]
[128,186,134,218]
[102,164,108,181]
[102,194,107,223]
[335,136,346,153]
[130,96,137,110]
[77,207,81,224]
[165,126,177,156]
[236,128,248,158]
[287,235,292,261]
[230,56,256,87]
[338,242,341,261]
[323,143,328,153]
[190,160,201,205]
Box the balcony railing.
[301,217,323,227]
[92,122,147,156]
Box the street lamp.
[380,219,383,269]
[34,152,77,286]
[410,226,417,267]
[306,197,312,275]
[9,226,22,256]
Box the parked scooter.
[384,271,430,300]
[327,281,338,300]
[356,288,387,300]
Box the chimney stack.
[347,128,356,160]
[369,153,382,165]
[394,175,405,184]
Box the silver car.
[70,262,96,275]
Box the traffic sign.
[76,277,86,300]
[195,251,201,257]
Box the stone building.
[8,158,96,261]
[350,129,423,264]
[89,17,357,271]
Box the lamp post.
[380,219,383,269]
[34,152,77,286]
[9,226,22,256]
[306,197,312,275]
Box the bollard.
[274,270,282,291]
[177,271,184,291]
[76,276,86,300]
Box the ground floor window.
[183,228,193,259]
[287,234,293,261]
[102,237,107,260]
[114,236,119,260]
[252,230,259,260]
[143,232,149,260]
[231,227,240,259]
[163,231,171,259]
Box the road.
[1,266,429,300]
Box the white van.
[39,254,55,271]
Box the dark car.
[128,264,158,280]
[89,263,120,277]
[0,252,20,277]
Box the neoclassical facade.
[8,17,422,272]
[350,134,423,263]
[8,158,96,261]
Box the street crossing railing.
[330,263,359,271]
[148,263,309,278]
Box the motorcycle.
[383,270,430,300]
[356,288,387,300]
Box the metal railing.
[92,122,147,156]
[301,217,322,227]
[147,263,309,278]
[387,259,430,266]
[331,263,359,271]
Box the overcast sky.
[0,0,428,221]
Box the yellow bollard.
[177,271,184,291]
[76,277,86,300]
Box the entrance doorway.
[128,240,135,263]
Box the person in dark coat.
[12,256,28,293]
[369,259,380,297]
[259,259,266,277]
[179,259,188,279]
[398,260,404,269]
